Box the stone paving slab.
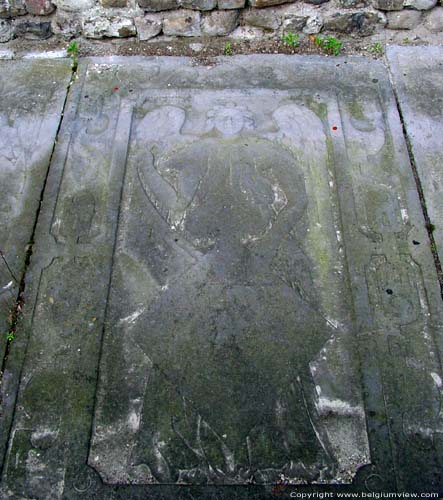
[1,55,443,498]
[0,59,71,352]
[0,58,71,453]
[387,46,443,266]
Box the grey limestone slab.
[387,45,443,265]
[1,55,443,498]
[0,58,71,456]
[0,59,71,349]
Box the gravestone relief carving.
[90,96,369,485]
[2,57,443,498]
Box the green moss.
[304,96,328,121]
[348,101,366,122]
[304,136,336,312]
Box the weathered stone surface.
[0,58,71,477]
[163,9,200,35]
[0,48,13,57]
[179,0,216,10]
[404,0,436,10]
[101,0,127,7]
[25,0,55,15]
[388,46,443,265]
[282,14,307,30]
[386,9,421,28]
[53,0,95,12]
[324,11,382,34]
[1,55,442,498]
[137,0,178,11]
[14,19,53,39]
[23,49,68,58]
[201,9,239,35]
[249,0,294,7]
[0,0,26,18]
[424,6,443,31]
[218,0,245,8]
[338,0,368,7]
[51,8,82,37]
[230,24,265,37]
[134,13,162,39]
[242,6,282,29]
[0,18,14,41]
[373,0,403,11]
[278,2,320,29]
[83,13,136,38]
[304,0,329,6]
[303,13,323,32]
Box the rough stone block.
[424,6,443,31]
[179,0,216,10]
[303,14,323,33]
[15,20,53,39]
[53,0,95,12]
[101,0,128,7]
[282,15,307,31]
[249,0,295,7]
[137,0,178,11]
[25,0,55,15]
[218,0,245,8]
[134,13,162,40]
[0,18,14,40]
[51,8,82,37]
[338,0,368,8]
[277,2,317,28]
[324,11,382,35]
[83,14,137,38]
[403,0,436,11]
[387,9,421,28]
[373,0,404,11]
[304,0,329,5]
[163,9,200,35]
[202,9,239,34]
[242,7,282,30]
[0,0,26,18]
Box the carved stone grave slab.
[0,58,71,466]
[1,56,442,498]
[387,46,443,264]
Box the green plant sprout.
[315,35,343,56]
[224,41,233,56]
[369,42,383,56]
[67,40,79,71]
[281,31,300,48]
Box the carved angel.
[120,103,340,484]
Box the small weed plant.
[369,42,383,56]
[67,41,79,71]
[314,35,343,56]
[281,32,300,48]
[224,42,233,56]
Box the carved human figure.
[107,104,343,483]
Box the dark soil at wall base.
[0,31,431,60]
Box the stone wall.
[1,0,442,43]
